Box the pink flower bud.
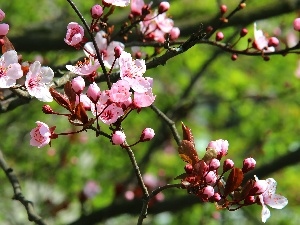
[220,4,227,14]
[268,37,279,47]
[87,82,101,103]
[223,159,234,172]
[114,46,123,58]
[293,18,300,31]
[76,94,92,110]
[90,4,103,19]
[216,31,224,41]
[72,76,85,94]
[203,185,214,198]
[140,128,155,142]
[212,192,221,202]
[242,157,256,173]
[250,180,268,195]
[244,195,256,205]
[240,28,248,37]
[0,23,9,36]
[184,164,193,174]
[158,2,170,14]
[209,158,220,170]
[170,27,180,40]
[231,54,238,61]
[0,9,5,22]
[112,131,126,145]
[205,171,217,185]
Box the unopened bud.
[268,37,279,47]
[239,3,246,9]
[140,128,155,142]
[223,159,234,172]
[158,2,170,14]
[293,18,300,31]
[216,31,224,41]
[90,4,103,19]
[112,131,126,145]
[184,164,193,174]
[42,105,54,114]
[242,157,256,173]
[231,54,238,61]
[220,4,227,14]
[240,28,248,37]
[114,46,123,58]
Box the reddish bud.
[42,105,55,114]
[216,31,224,41]
[231,54,238,61]
[184,164,193,174]
[212,192,221,202]
[202,185,214,198]
[209,158,220,170]
[90,4,103,19]
[71,76,85,94]
[158,2,170,14]
[263,56,270,61]
[240,28,248,37]
[244,195,256,205]
[140,128,155,142]
[220,4,227,14]
[206,26,213,33]
[111,131,126,145]
[114,46,123,58]
[242,157,256,173]
[293,18,300,31]
[0,23,9,36]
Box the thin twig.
[0,149,48,225]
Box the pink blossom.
[84,31,124,69]
[64,22,84,47]
[0,23,9,36]
[109,80,131,103]
[251,179,268,195]
[25,61,54,102]
[202,185,214,198]
[99,103,124,124]
[103,0,130,7]
[0,50,23,88]
[112,130,126,145]
[206,139,229,158]
[253,23,275,52]
[133,88,156,108]
[155,13,174,33]
[71,76,85,94]
[140,128,155,141]
[209,158,220,170]
[0,9,5,22]
[254,176,288,223]
[170,27,180,40]
[87,82,101,103]
[223,159,234,172]
[30,121,52,148]
[83,181,101,199]
[205,171,217,185]
[66,57,100,76]
[131,0,145,16]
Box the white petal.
[261,204,270,223]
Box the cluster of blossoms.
[177,123,288,223]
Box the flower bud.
[112,131,126,145]
[220,5,227,14]
[268,37,279,47]
[0,23,9,36]
[250,180,268,195]
[170,27,180,40]
[212,192,221,202]
[205,171,217,185]
[140,128,155,142]
[202,185,214,198]
[87,82,101,103]
[114,46,123,58]
[240,28,248,37]
[244,195,256,205]
[90,4,103,19]
[72,76,85,94]
[184,164,193,174]
[42,105,55,114]
[215,31,224,41]
[209,158,220,170]
[158,2,170,14]
[242,157,256,173]
[231,54,238,61]
[223,159,234,172]
[293,18,300,31]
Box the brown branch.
[0,149,48,225]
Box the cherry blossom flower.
[25,61,54,102]
[30,121,53,148]
[0,9,5,22]
[253,23,275,52]
[133,88,156,108]
[66,57,100,76]
[206,139,229,158]
[0,50,23,88]
[109,80,131,103]
[84,31,124,69]
[112,130,126,145]
[64,22,84,47]
[103,0,130,7]
[254,176,288,223]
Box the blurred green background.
[0,0,300,224]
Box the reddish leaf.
[240,179,255,200]
[75,102,88,124]
[181,122,195,145]
[1,36,15,53]
[64,81,76,111]
[178,140,199,165]
[50,87,71,111]
[224,167,244,196]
